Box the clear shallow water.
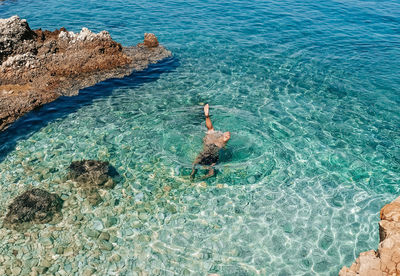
[0,0,400,275]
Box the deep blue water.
[0,0,399,275]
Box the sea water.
[0,0,399,275]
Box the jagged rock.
[0,15,37,64]
[339,196,400,276]
[0,16,172,131]
[4,189,63,228]
[68,160,118,205]
[143,33,159,48]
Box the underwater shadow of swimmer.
[189,147,275,185]
[184,147,233,180]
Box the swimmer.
[190,104,231,180]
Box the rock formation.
[339,196,400,275]
[4,188,63,229]
[68,160,118,205]
[143,33,159,48]
[0,15,172,131]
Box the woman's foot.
[204,103,210,117]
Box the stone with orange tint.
[339,196,400,276]
[143,33,159,47]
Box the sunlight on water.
[0,0,399,275]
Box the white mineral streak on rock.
[58,31,69,40]
[58,28,112,42]
[2,53,36,68]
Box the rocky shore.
[340,196,400,275]
[0,16,171,131]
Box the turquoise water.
[1,0,400,275]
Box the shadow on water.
[0,57,179,163]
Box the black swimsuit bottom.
[198,144,220,165]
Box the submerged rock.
[340,196,400,276]
[85,189,103,206]
[68,160,118,205]
[4,188,63,228]
[0,15,172,131]
[68,160,116,188]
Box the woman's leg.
[204,104,214,131]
